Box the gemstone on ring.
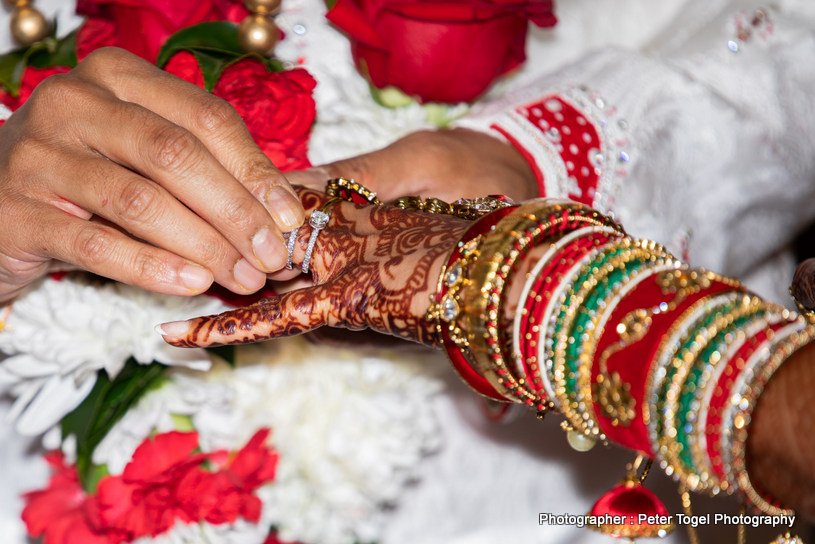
[310,210,330,229]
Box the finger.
[53,152,266,293]
[74,48,305,231]
[69,89,289,277]
[157,284,335,347]
[25,201,216,296]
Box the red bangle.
[435,205,518,401]
[590,273,745,454]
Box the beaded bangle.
[539,240,622,409]
[658,296,758,488]
[692,312,786,493]
[512,227,620,395]
[551,240,673,437]
[571,257,678,438]
[666,303,771,492]
[723,319,815,515]
[429,205,518,401]
[594,271,741,454]
[645,291,744,465]
[584,262,681,431]
[460,199,620,408]
[703,320,789,487]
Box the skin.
[160,189,469,347]
[286,128,540,203]
[0,47,305,304]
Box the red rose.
[75,0,249,62]
[327,0,557,103]
[213,60,317,172]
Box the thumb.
[157,286,333,347]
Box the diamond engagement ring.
[301,210,330,274]
[282,227,300,270]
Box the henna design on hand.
[162,189,469,348]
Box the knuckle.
[131,249,169,284]
[114,179,163,224]
[221,197,256,231]
[192,238,231,269]
[146,124,198,171]
[79,47,133,75]
[73,227,113,267]
[193,95,242,135]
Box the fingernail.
[155,321,189,338]
[267,186,304,230]
[179,263,213,291]
[234,258,266,291]
[252,227,286,271]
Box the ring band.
[283,227,300,270]
[301,210,330,274]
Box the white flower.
[222,339,444,544]
[0,275,227,435]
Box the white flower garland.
[0,275,228,435]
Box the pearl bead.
[566,429,596,452]
[237,14,280,56]
[244,0,281,15]
[10,5,50,46]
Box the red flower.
[91,431,203,539]
[75,0,249,62]
[24,430,279,542]
[212,61,317,172]
[327,0,557,103]
[0,65,71,112]
[163,51,206,88]
[226,428,279,492]
[22,453,121,544]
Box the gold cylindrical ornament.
[10,3,51,46]
[237,13,280,56]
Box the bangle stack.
[426,196,815,519]
[319,178,812,528]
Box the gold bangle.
[459,199,620,406]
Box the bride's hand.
[157,188,469,348]
[286,128,539,203]
[0,47,304,303]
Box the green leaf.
[61,359,167,491]
[156,21,244,68]
[27,30,78,69]
[192,49,238,92]
[156,22,284,91]
[206,344,236,366]
[0,30,78,96]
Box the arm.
[157,192,815,518]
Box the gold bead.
[244,0,281,15]
[10,5,51,46]
[237,14,280,56]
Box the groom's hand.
[0,47,305,303]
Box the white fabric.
[1,0,813,543]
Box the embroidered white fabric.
[1,0,813,543]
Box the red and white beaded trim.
[488,87,630,213]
